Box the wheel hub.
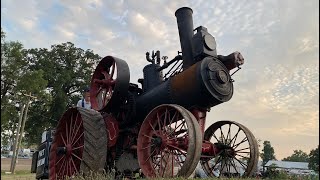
[66,144,72,156]
[152,136,162,146]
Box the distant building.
[265,160,309,170]
[264,160,317,176]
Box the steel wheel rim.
[137,104,200,178]
[49,108,84,180]
[90,57,116,111]
[201,120,258,178]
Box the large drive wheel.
[49,107,108,179]
[200,121,259,178]
[90,56,130,112]
[137,104,202,178]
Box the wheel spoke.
[220,127,225,144]
[166,144,187,155]
[209,156,222,173]
[169,111,177,126]
[145,148,157,163]
[72,153,82,161]
[226,124,231,143]
[67,158,70,176]
[72,132,84,146]
[212,133,221,143]
[70,157,78,173]
[142,144,155,150]
[58,157,66,176]
[219,157,227,176]
[233,137,248,149]
[70,115,82,144]
[169,120,185,137]
[72,145,84,151]
[235,147,250,152]
[230,128,241,147]
[164,109,170,127]
[70,112,80,144]
[55,155,65,166]
[156,112,162,131]
[143,134,154,139]
[68,112,73,144]
[226,158,231,175]
[152,155,161,169]
[65,121,69,145]
[236,151,250,154]
[60,133,67,146]
[148,121,160,136]
[172,150,184,168]
[233,156,248,169]
[230,158,239,174]
[236,154,249,159]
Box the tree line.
[1,28,101,147]
[260,140,319,172]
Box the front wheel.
[137,104,202,178]
[201,120,259,178]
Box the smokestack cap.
[175,7,193,17]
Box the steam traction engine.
[48,7,259,179]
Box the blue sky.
[1,0,319,159]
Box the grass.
[1,170,35,180]
[1,171,318,180]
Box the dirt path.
[1,158,32,171]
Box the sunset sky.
[1,0,319,159]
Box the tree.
[1,28,48,173]
[308,145,319,172]
[260,141,276,166]
[24,42,101,144]
[282,150,309,162]
[1,28,101,147]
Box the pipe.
[175,7,194,70]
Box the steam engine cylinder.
[136,56,233,120]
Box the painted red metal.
[103,114,119,147]
[190,108,207,136]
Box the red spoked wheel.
[137,104,202,178]
[200,121,259,178]
[49,107,108,180]
[90,56,130,112]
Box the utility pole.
[10,92,37,174]
[10,104,25,173]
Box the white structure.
[265,160,309,170]
[264,160,317,176]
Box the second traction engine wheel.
[90,56,130,112]
[49,107,108,180]
[200,121,259,178]
[137,104,202,178]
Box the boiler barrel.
[135,57,234,121]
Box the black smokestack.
[175,7,194,70]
